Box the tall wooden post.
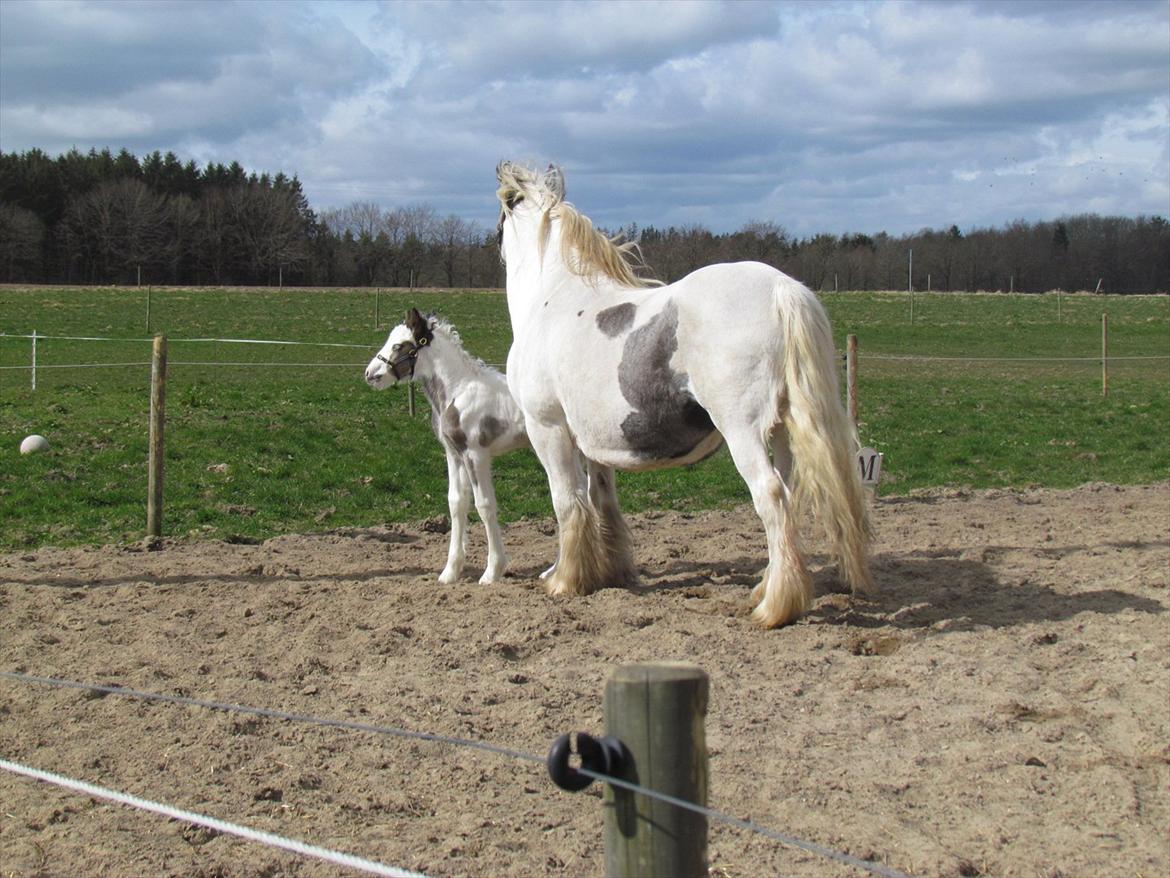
[147,334,168,538]
[1101,313,1109,397]
[603,663,709,878]
[846,334,858,429]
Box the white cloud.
[1,0,1166,236]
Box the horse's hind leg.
[438,450,471,585]
[587,461,638,586]
[752,426,796,603]
[724,429,812,627]
[466,451,509,584]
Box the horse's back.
[449,367,529,456]
[669,260,812,313]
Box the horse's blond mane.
[497,162,659,290]
[554,201,660,289]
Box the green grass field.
[2,286,1167,551]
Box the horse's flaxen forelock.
[496,161,659,289]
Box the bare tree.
[228,184,308,283]
[0,203,45,281]
[435,214,477,287]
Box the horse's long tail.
[774,280,873,593]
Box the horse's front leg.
[438,449,471,585]
[465,450,508,584]
[526,420,610,597]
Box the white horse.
[495,162,872,628]
[365,309,529,584]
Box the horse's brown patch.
[441,403,468,453]
[478,415,509,448]
[617,300,717,461]
[596,302,636,337]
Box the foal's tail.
[773,279,873,593]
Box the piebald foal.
[365,309,528,584]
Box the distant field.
[2,286,1167,550]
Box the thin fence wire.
[864,353,1169,362]
[0,757,429,878]
[1,671,913,878]
[0,362,152,371]
[1,333,372,349]
[4,332,1165,366]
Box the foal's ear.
[406,307,426,335]
[406,307,433,345]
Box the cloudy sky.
[1,0,1168,237]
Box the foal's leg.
[724,428,812,627]
[525,420,607,596]
[466,450,509,584]
[586,461,638,586]
[438,449,471,585]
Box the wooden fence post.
[846,334,858,429]
[603,663,709,878]
[1101,313,1109,397]
[147,334,168,538]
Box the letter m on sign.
[857,447,882,486]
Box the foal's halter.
[376,336,428,381]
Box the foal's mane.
[497,163,659,290]
[427,315,496,375]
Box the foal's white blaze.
[496,161,872,627]
[365,311,529,585]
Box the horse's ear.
[544,164,565,201]
[407,307,434,345]
[406,307,425,335]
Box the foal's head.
[364,308,435,389]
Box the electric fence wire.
[0,757,428,878]
[1,671,913,878]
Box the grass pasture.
[1,285,1167,551]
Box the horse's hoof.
[438,570,460,585]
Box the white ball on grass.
[20,434,50,454]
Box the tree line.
[1,147,1167,292]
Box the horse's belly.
[569,396,724,472]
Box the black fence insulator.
[546,732,627,792]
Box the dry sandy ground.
[1,481,1167,878]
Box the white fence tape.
[0,757,430,878]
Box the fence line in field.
[0,758,426,878]
[1,332,373,349]
[864,353,1169,362]
[4,331,1167,386]
[0,671,913,878]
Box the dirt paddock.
[1,481,1167,878]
